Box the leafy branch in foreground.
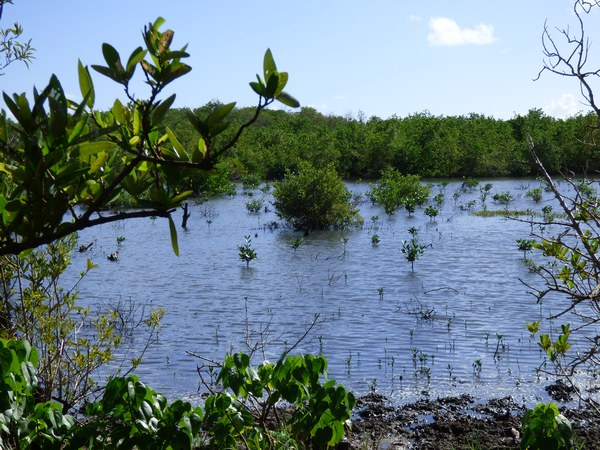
[524,0,600,413]
[0,17,298,257]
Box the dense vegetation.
[163,105,599,183]
[1,0,599,447]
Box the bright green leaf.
[276,91,300,108]
[165,127,188,160]
[263,48,277,80]
[168,215,179,256]
[77,59,95,108]
[76,141,116,159]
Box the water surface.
[67,179,598,406]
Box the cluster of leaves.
[527,322,573,363]
[367,167,431,215]
[238,235,257,268]
[1,338,354,449]
[165,104,600,183]
[0,17,298,257]
[70,375,204,449]
[520,402,575,450]
[273,162,362,232]
[521,0,600,410]
[401,227,430,272]
[0,338,73,449]
[203,352,355,449]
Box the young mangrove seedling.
[238,235,257,268]
[291,237,304,255]
[371,233,380,245]
[517,238,535,260]
[401,227,430,272]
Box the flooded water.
[67,179,599,406]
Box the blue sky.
[2,1,598,119]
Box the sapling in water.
[290,237,304,255]
[238,235,257,267]
[401,227,430,272]
[424,205,439,221]
[517,238,535,260]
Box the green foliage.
[529,323,572,363]
[521,402,575,450]
[526,186,544,203]
[204,352,355,448]
[291,237,304,255]
[238,235,257,267]
[70,375,203,450]
[160,105,600,183]
[0,234,162,412]
[245,197,264,214]
[0,338,74,449]
[492,191,514,205]
[368,167,431,215]
[401,227,429,272]
[0,18,298,257]
[517,238,535,260]
[424,205,439,221]
[273,162,362,231]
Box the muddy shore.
[341,392,600,449]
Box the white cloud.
[545,93,580,118]
[333,95,345,101]
[427,17,497,46]
[409,14,421,23]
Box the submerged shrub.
[273,162,362,232]
[368,167,431,215]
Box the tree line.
[163,105,599,183]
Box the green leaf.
[161,62,192,83]
[274,71,288,97]
[276,91,300,108]
[249,81,265,96]
[76,141,116,159]
[101,43,125,79]
[126,46,147,78]
[77,60,95,108]
[152,94,176,124]
[170,190,192,205]
[185,110,209,138]
[165,127,188,160]
[265,72,280,98]
[168,215,179,256]
[206,102,236,129]
[0,111,7,143]
[263,48,277,80]
[192,137,207,162]
[111,98,126,123]
[91,64,122,83]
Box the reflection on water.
[66,179,598,406]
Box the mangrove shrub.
[273,162,362,231]
[368,167,431,215]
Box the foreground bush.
[1,338,354,449]
[273,162,363,232]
